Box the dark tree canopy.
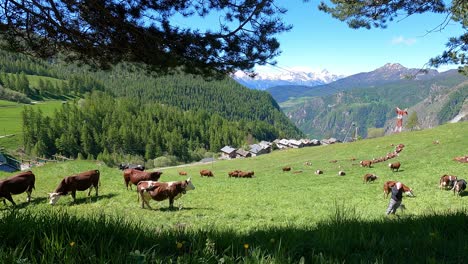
[319,0,468,75]
[0,0,290,77]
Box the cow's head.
[185,178,195,191]
[48,192,62,205]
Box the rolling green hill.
[0,122,467,263]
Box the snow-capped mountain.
[232,68,345,90]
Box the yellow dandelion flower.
[70,241,75,247]
[176,242,183,249]
[244,243,249,249]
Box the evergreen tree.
[406,112,420,131]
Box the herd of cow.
[0,143,466,210]
[0,167,195,209]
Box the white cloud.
[391,36,417,46]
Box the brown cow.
[228,170,241,178]
[363,173,378,184]
[388,162,401,172]
[452,179,466,196]
[315,169,323,175]
[178,171,187,176]
[337,171,346,176]
[282,166,291,172]
[48,170,100,205]
[137,178,195,209]
[0,171,35,206]
[383,181,413,198]
[123,169,162,190]
[238,171,255,178]
[360,160,373,168]
[200,169,214,177]
[439,174,458,190]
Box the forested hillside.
[0,51,302,164]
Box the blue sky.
[172,1,466,76]
[261,0,465,76]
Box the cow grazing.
[0,171,35,206]
[304,161,312,166]
[119,163,145,171]
[383,181,414,198]
[452,179,467,196]
[48,170,100,205]
[388,162,401,172]
[123,169,162,190]
[360,160,373,168]
[200,169,214,177]
[330,160,338,163]
[338,171,346,176]
[315,170,323,175]
[363,173,378,183]
[178,171,187,176]
[439,174,458,190]
[282,166,291,172]
[228,170,241,178]
[137,178,195,209]
[238,171,255,178]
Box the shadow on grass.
[0,207,466,263]
[54,193,118,206]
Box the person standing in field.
[386,182,404,215]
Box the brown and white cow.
[338,171,346,176]
[178,171,187,176]
[123,169,162,190]
[137,178,195,209]
[200,169,214,177]
[360,160,373,168]
[452,179,467,196]
[363,173,378,184]
[383,181,414,198]
[315,169,323,175]
[439,174,457,190]
[282,166,291,172]
[48,170,100,205]
[0,170,35,206]
[388,162,401,172]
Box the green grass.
[1,122,467,262]
[0,100,64,150]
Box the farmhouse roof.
[220,146,236,154]
[236,149,251,157]
[249,144,263,154]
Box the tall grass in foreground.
[1,207,466,263]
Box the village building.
[249,143,270,156]
[288,139,304,148]
[220,146,237,159]
[0,152,21,172]
[236,149,252,158]
[275,139,290,149]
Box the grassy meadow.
[0,100,64,150]
[0,122,467,263]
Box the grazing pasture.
[0,100,63,150]
[0,122,467,263]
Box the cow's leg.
[3,194,16,206]
[71,191,76,203]
[169,198,174,209]
[87,186,93,196]
[95,184,99,197]
[26,190,32,202]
